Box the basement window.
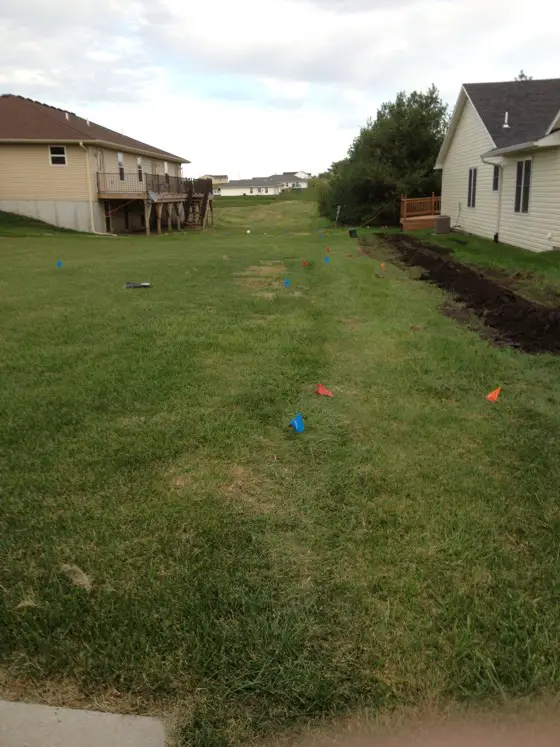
[515,159,532,213]
[49,145,67,166]
[492,165,500,191]
[467,167,477,208]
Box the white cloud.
[1,0,559,176]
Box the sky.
[0,0,558,178]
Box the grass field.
[2,202,560,746]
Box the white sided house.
[435,78,560,252]
[215,172,310,197]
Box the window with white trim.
[467,167,477,208]
[514,159,531,213]
[137,156,143,182]
[117,152,124,180]
[49,145,67,166]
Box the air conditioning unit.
[434,215,451,234]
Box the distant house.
[216,171,310,197]
[0,94,212,234]
[435,78,560,252]
[201,174,229,185]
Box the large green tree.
[319,85,448,226]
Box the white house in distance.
[435,78,560,252]
[215,171,310,197]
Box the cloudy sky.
[1,0,558,178]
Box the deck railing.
[97,173,213,197]
[401,193,441,219]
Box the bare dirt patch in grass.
[237,261,287,277]
[60,564,93,592]
[337,317,362,331]
[219,465,277,515]
[0,671,163,717]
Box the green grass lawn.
[2,203,560,746]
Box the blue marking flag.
[289,412,305,433]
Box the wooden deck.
[97,173,213,234]
[401,194,441,231]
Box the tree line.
[317,85,449,227]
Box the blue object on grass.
[57,260,62,268]
[324,256,330,263]
[284,277,290,287]
[289,412,305,433]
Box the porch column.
[144,200,152,237]
[155,202,163,235]
[175,202,181,230]
[167,203,172,232]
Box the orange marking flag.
[485,387,501,403]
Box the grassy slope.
[1,201,560,746]
[0,210,78,237]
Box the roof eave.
[434,87,467,169]
[481,131,560,158]
[545,107,560,135]
[481,141,536,158]
[0,137,189,163]
[435,85,498,169]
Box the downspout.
[481,155,502,242]
[79,141,117,236]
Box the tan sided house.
[435,78,560,252]
[0,95,212,234]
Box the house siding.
[498,149,560,252]
[93,148,180,180]
[441,99,498,238]
[217,186,281,197]
[0,143,90,200]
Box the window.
[49,145,66,166]
[492,165,500,192]
[257,187,262,193]
[117,152,124,180]
[515,159,532,213]
[250,188,254,194]
[265,188,268,194]
[137,156,143,182]
[164,161,169,184]
[467,167,477,208]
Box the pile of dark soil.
[373,233,560,354]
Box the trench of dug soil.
[368,233,560,355]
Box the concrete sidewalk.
[0,700,165,747]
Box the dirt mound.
[375,233,560,354]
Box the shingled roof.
[464,79,560,149]
[0,94,188,162]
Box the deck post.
[431,192,435,214]
[155,202,163,235]
[167,203,172,232]
[144,200,152,237]
[175,202,181,230]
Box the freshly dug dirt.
[373,233,560,354]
